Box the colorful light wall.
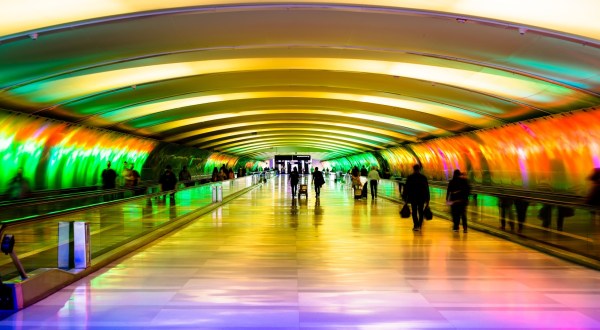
[412,110,600,194]
[0,110,260,192]
[327,109,600,195]
[0,110,157,191]
[321,152,380,173]
[379,147,419,178]
[203,154,243,174]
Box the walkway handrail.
[389,178,591,210]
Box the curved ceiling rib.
[1,2,600,160]
[3,1,600,41]
[161,121,419,144]
[5,58,584,106]
[199,132,385,150]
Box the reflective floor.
[3,175,600,329]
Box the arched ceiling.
[1,1,600,160]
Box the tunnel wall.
[140,143,261,182]
[321,152,380,174]
[0,110,260,191]
[324,109,600,196]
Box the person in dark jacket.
[402,164,430,231]
[101,161,117,189]
[211,167,219,182]
[312,167,325,198]
[289,167,300,197]
[159,165,178,201]
[446,169,471,233]
[7,168,31,199]
[360,166,368,176]
[179,165,192,187]
[586,168,600,207]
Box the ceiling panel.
[1,2,599,160]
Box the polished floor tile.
[2,176,600,329]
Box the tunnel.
[1,2,600,328]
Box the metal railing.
[378,179,600,265]
[0,173,274,281]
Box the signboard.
[274,155,311,162]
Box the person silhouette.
[101,161,117,189]
[446,169,471,233]
[312,167,325,198]
[7,168,31,199]
[290,166,300,197]
[402,164,430,231]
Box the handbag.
[400,203,411,218]
[424,206,433,220]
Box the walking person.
[402,164,430,231]
[6,168,31,200]
[367,166,381,199]
[129,164,143,196]
[514,198,530,233]
[159,165,178,202]
[446,169,471,233]
[101,161,117,189]
[585,168,600,220]
[351,167,362,200]
[312,167,325,198]
[179,165,193,187]
[121,161,132,187]
[498,196,515,230]
[290,166,300,197]
[101,161,117,201]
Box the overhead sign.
[274,155,311,161]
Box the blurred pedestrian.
[290,166,299,197]
[585,168,600,209]
[498,196,515,230]
[514,198,530,233]
[130,164,141,186]
[312,167,325,198]
[101,161,117,189]
[159,165,178,201]
[446,169,471,233]
[360,166,368,176]
[122,161,132,187]
[403,164,430,231]
[7,168,31,199]
[211,167,219,182]
[367,166,381,199]
[179,165,192,187]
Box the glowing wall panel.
[409,135,485,183]
[0,111,157,190]
[379,147,419,177]
[322,152,379,173]
[204,154,242,174]
[362,109,600,195]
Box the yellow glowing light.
[13,58,571,109]
[212,135,376,151]
[239,147,345,156]
[190,128,393,145]
[129,104,450,134]
[163,120,417,143]
[224,139,360,154]
[200,133,384,149]
[2,1,599,41]
[198,131,392,149]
